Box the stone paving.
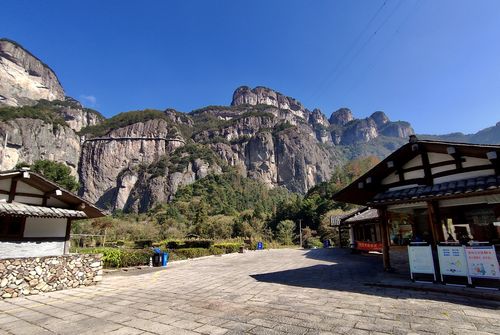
[0,248,499,335]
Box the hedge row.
[75,247,152,268]
[166,240,213,249]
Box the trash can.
[257,241,263,250]
[152,248,162,267]
[161,252,169,267]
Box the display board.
[437,245,469,284]
[465,246,500,279]
[408,244,436,281]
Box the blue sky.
[2,0,500,134]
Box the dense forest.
[71,156,379,246]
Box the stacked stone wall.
[0,254,102,298]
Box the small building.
[333,137,500,275]
[340,207,382,253]
[0,169,104,298]
[0,169,104,258]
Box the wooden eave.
[332,140,500,207]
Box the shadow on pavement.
[251,248,500,310]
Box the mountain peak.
[329,108,354,126]
[231,85,306,114]
[369,111,389,127]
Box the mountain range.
[1,38,499,212]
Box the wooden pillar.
[426,201,441,246]
[378,207,391,271]
[64,218,72,254]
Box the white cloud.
[80,94,97,107]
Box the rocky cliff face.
[0,118,81,175]
[0,39,65,107]
[330,109,414,145]
[78,119,185,208]
[55,98,103,132]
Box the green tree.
[17,160,79,192]
[276,220,296,245]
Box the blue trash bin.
[257,241,263,250]
[162,252,169,267]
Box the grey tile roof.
[0,202,87,218]
[370,175,500,205]
[344,208,379,223]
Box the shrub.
[75,247,154,268]
[120,249,153,267]
[208,246,225,255]
[305,237,323,249]
[166,240,185,249]
[213,242,242,253]
[276,220,296,245]
[134,240,152,249]
[76,247,122,268]
[172,248,211,259]
[183,239,213,249]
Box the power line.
[341,0,422,100]
[309,0,389,103]
[312,0,405,105]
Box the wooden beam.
[420,151,433,186]
[426,201,441,247]
[0,190,46,198]
[8,179,17,203]
[431,164,494,179]
[378,207,392,271]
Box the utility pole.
[299,219,303,248]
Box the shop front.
[333,137,500,287]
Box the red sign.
[356,241,382,252]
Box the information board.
[408,245,435,279]
[437,245,468,277]
[465,246,500,279]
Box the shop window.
[389,220,413,245]
[441,205,499,244]
[0,216,25,239]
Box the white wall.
[0,241,65,259]
[23,217,67,238]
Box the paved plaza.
[0,248,499,335]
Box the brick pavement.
[0,248,499,334]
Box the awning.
[0,202,87,218]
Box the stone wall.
[0,253,102,299]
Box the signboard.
[256,241,263,250]
[437,245,468,277]
[408,245,436,280]
[465,246,500,279]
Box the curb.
[365,282,500,302]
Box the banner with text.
[465,246,500,279]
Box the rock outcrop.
[0,39,65,107]
[329,108,354,126]
[331,109,414,145]
[231,86,308,119]
[0,118,81,176]
[78,119,184,208]
[55,98,103,132]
